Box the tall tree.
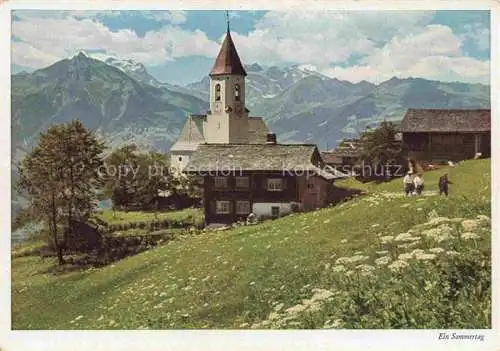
[18,121,105,264]
[358,120,402,179]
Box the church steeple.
[209,13,247,77]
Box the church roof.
[169,115,206,152]
[210,30,247,76]
[185,144,341,180]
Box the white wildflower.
[355,264,375,275]
[394,232,420,242]
[285,304,307,314]
[273,303,284,312]
[332,264,346,273]
[476,214,491,224]
[461,219,480,232]
[375,256,391,266]
[380,236,394,244]
[415,253,436,261]
[422,224,454,243]
[446,250,459,257]
[388,260,409,272]
[426,217,450,226]
[398,252,414,261]
[335,255,369,265]
[429,247,445,254]
[427,209,439,220]
[249,281,256,286]
[310,288,334,301]
[461,232,480,240]
[397,242,420,249]
[340,239,348,244]
[376,250,389,255]
[323,319,342,329]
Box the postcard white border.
[1,1,499,350]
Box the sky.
[10,10,491,86]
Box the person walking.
[403,171,414,196]
[414,173,424,195]
[438,173,452,196]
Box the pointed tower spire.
[209,11,247,77]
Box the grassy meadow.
[11,159,491,329]
[96,207,204,226]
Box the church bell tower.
[206,14,249,144]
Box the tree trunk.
[51,191,65,265]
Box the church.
[170,24,343,225]
[169,25,270,171]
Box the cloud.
[11,10,490,85]
[11,15,218,68]
[319,25,489,84]
[229,11,435,67]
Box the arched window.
[215,84,221,101]
[234,84,240,101]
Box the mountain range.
[12,52,490,161]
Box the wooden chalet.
[399,109,491,163]
[185,142,343,225]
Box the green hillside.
[11,159,491,329]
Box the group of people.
[403,171,425,196]
[403,171,453,196]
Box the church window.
[215,84,221,101]
[234,84,240,101]
[178,156,183,162]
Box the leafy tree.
[18,121,105,264]
[357,120,403,180]
[103,145,200,211]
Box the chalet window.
[235,176,249,189]
[215,84,221,101]
[235,201,251,215]
[307,183,315,189]
[178,156,183,162]
[214,176,228,189]
[215,201,231,214]
[234,84,240,101]
[267,178,284,191]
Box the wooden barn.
[399,109,491,163]
[185,143,343,225]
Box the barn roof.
[399,109,491,133]
[185,144,343,180]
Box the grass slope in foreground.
[12,159,491,329]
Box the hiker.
[403,171,414,196]
[414,173,424,195]
[438,173,453,196]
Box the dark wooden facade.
[402,132,491,163]
[202,172,331,225]
[203,172,295,224]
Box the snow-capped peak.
[69,50,90,59]
[90,53,146,73]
